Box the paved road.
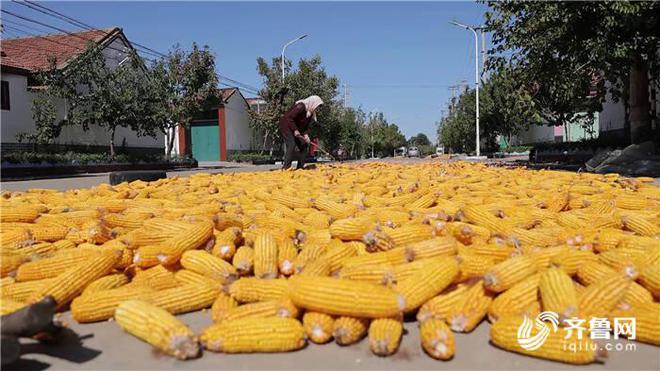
[6,311,659,371]
[2,159,659,370]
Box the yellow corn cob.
[299,258,331,276]
[456,254,496,282]
[130,265,180,291]
[158,221,215,265]
[271,193,311,209]
[14,249,107,282]
[253,232,278,279]
[180,250,238,283]
[28,250,118,309]
[490,315,604,364]
[447,281,491,332]
[0,276,15,286]
[395,256,459,312]
[622,214,658,237]
[1,207,41,222]
[213,213,244,231]
[333,316,369,345]
[228,277,289,303]
[1,278,54,302]
[539,192,569,213]
[468,242,515,263]
[1,253,26,277]
[638,263,660,298]
[142,284,220,314]
[220,299,298,321]
[579,274,631,318]
[50,239,76,251]
[319,240,356,272]
[82,273,130,296]
[200,317,306,353]
[277,239,298,276]
[417,285,468,322]
[288,275,404,318]
[102,213,147,229]
[484,255,537,293]
[420,319,455,360]
[339,263,396,285]
[174,269,221,288]
[612,303,659,345]
[404,237,457,261]
[115,300,199,359]
[293,244,327,273]
[488,274,541,322]
[367,318,402,356]
[462,205,511,236]
[539,267,578,320]
[302,311,335,344]
[30,225,70,242]
[597,249,642,279]
[575,261,652,309]
[329,217,377,241]
[0,297,27,315]
[212,228,240,261]
[313,197,357,219]
[211,292,238,322]
[341,246,413,268]
[615,195,648,210]
[383,224,434,247]
[550,249,598,276]
[232,246,254,276]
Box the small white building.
[0,27,163,152]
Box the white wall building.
[0,27,163,151]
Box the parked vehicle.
[436,146,444,155]
[407,147,420,157]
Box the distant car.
[436,146,444,155]
[407,147,420,157]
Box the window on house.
[1,81,9,111]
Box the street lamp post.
[281,34,308,82]
[450,20,481,157]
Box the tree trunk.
[260,129,270,155]
[166,125,177,160]
[629,55,651,144]
[109,127,116,159]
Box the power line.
[14,0,165,59]
[1,9,156,62]
[3,5,263,98]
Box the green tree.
[480,64,543,143]
[29,46,162,157]
[408,133,431,146]
[151,43,219,158]
[485,1,660,143]
[249,55,340,152]
[439,88,498,154]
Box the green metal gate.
[190,122,219,161]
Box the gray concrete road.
[7,311,659,371]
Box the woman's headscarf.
[296,95,324,122]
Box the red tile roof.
[0,27,120,73]
[220,87,237,101]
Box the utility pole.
[480,28,487,79]
[450,20,481,157]
[281,34,308,82]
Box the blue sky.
[2,1,488,142]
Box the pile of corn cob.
[1,162,658,364]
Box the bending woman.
[279,95,324,169]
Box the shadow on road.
[6,329,101,371]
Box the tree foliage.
[249,55,340,152]
[408,133,431,146]
[151,43,219,158]
[28,45,163,157]
[485,1,660,143]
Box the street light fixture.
[450,20,481,157]
[281,34,308,82]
